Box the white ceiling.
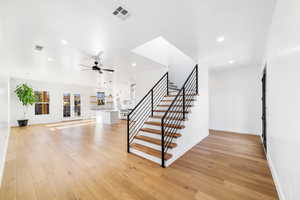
[0,0,276,85]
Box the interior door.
[262,67,267,152]
[63,93,82,120]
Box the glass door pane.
[74,94,81,117]
[63,93,71,117]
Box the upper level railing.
[161,65,198,167]
[127,72,169,152]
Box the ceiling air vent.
[34,45,44,51]
[112,6,130,20]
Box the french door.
[63,93,82,120]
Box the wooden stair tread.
[161,99,195,102]
[166,94,196,97]
[145,121,185,129]
[158,105,192,107]
[131,143,173,160]
[150,115,186,121]
[140,128,182,138]
[153,110,189,113]
[135,135,177,148]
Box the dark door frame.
[262,66,267,152]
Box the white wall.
[264,0,300,199]
[10,78,96,126]
[132,36,196,87]
[166,65,209,166]
[135,67,168,102]
[209,66,261,135]
[0,76,9,186]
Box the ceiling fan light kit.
[79,52,115,74]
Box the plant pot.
[17,119,28,127]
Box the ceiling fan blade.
[101,68,115,72]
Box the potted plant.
[14,83,37,127]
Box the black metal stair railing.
[127,72,169,153]
[161,65,198,167]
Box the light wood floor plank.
[0,121,279,200]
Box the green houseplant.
[14,83,37,127]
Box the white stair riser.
[163,96,176,101]
[153,109,191,114]
[154,106,169,111]
[159,101,187,106]
[147,118,164,123]
[152,112,187,117]
[130,148,162,165]
[139,131,163,139]
[147,118,183,124]
[163,96,195,101]
[143,124,162,130]
[159,102,173,106]
[168,90,179,93]
[168,91,196,95]
[160,100,196,105]
[156,106,191,111]
[134,139,162,151]
[133,138,178,151]
[139,131,180,141]
[143,124,185,131]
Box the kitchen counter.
[95,110,119,124]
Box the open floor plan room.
[0,0,299,199]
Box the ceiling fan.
[80,51,115,74]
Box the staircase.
[127,65,198,167]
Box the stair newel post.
[151,90,154,117]
[196,64,199,95]
[183,86,186,120]
[161,118,165,168]
[167,72,169,96]
[127,114,130,153]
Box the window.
[35,91,50,115]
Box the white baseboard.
[267,153,286,200]
[210,128,259,136]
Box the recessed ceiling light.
[47,57,54,62]
[61,40,68,45]
[132,63,137,67]
[217,36,225,43]
[228,60,235,64]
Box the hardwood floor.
[0,120,278,200]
